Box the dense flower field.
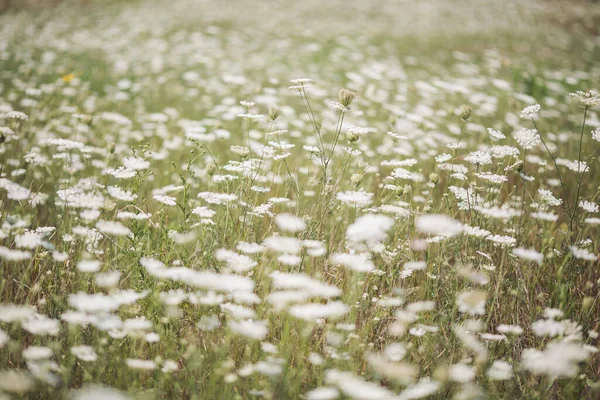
[0,0,599,398]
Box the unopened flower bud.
[346,130,360,143]
[429,172,439,185]
[338,88,356,108]
[109,142,116,154]
[206,163,217,176]
[268,106,280,121]
[459,105,472,121]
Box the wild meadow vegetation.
[0,0,600,398]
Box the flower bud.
[346,130,360,143]
[459,104,472,121]
[338,88,356,108]
[268,106,280,121]
[429,172,439,185]
[109,142,116,154]
[205,163,217,176]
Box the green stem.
[571,107,588,243]
[298,85,326,170]
[325,111,345,168]
[531,118,569,205]
[517,150,527,241]
[454,122,465,157]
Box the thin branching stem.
[571,107,588,241]
[325,110,345,168]
[531,118,570,207]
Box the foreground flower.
[521,340,593,379]
[415,214,463,237]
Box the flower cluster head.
[288,78,313,90]
[464,151,492,166]
[569,90,600,108]
[237,113,263,122]
[0,126,15,143]
[5,110,28,121]
[487,128,505,141]
[513,128,540,150]
[520,103,540,118]
[290,78,313,85]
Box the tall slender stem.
[454,122,465,157]
[571,107,588,242]
[326,111,345,168]
[299,86,326,169]
[249,121,274,188]
[518,150,527,240]
[531,118,569,204]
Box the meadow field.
[1,0,600,398]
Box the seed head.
[338,88,356,108]
[429,172,439,185]
[346,130,360,143]
[459,105,472,121]
[268,106,280,121]
[206,163,217,176]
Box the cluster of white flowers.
[0,4,597,398]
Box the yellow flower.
[61,73,75,83]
